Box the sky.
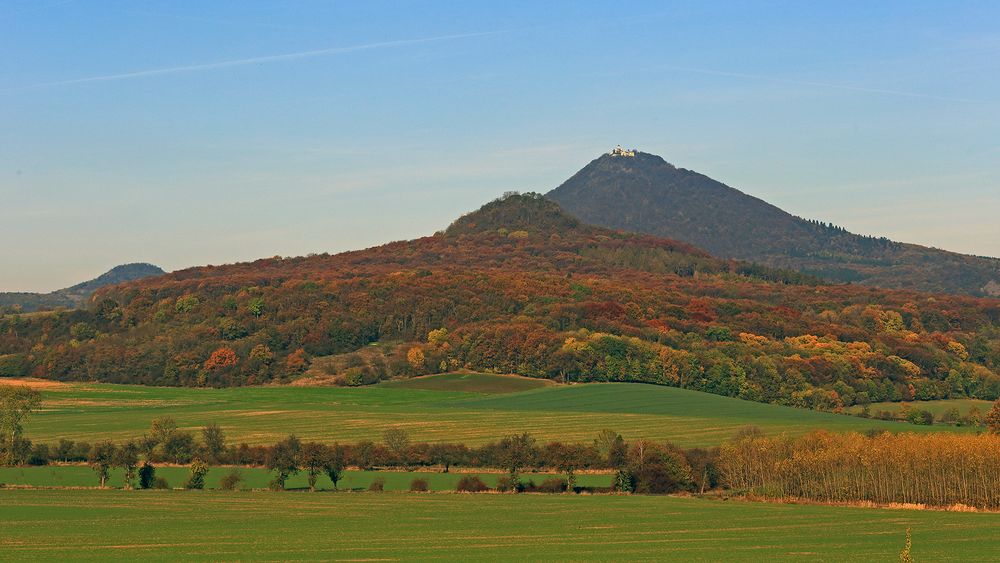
[2,0,999,292]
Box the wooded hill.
[547,152,1000,297]
[0,263,165,313]
[1,194,999,412]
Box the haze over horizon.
[3,0,999,292]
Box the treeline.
[720,430,1000,509]
[861,402,990,427]
[13,424,1000,509]
[7,420,720,495]
[1,195,1000,414]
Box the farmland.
[379,372,554,393]
[0,466,612,491]
[1,489,998,561]
[16,376,965,448]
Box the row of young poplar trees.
[719,430,1000,508]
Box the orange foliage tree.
[204,348,238,370]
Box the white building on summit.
[609,145,636,157]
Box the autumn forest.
[2,193,998,416]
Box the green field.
[1,489,997,561]
[0,466,611,490]
[5,375,999,560]
[379,372,554,393]
[19,376,967,448]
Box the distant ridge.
[548,150,1000,297]
[0,263,166,312]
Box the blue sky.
[2,0,999,291]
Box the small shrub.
[185,459,209,490]
[455,475,488,492]
[939,407,961,425]
[495,475,518,492]
[907,409,934,426]
[633,465,685,494]
[368,477,386,492]
[614,469,635,493]
[537,477,568,493]
[219,468,244,491]
[409,478,429,492]
[28,444,50,466]
[153,477,170,490]
[138,463,156,489]
[343,368,364,387]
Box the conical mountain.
[548,150,1000,296]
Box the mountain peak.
[548,151,1000,297]
[68,263,166,294]
[591,148,673,169]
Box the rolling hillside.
[547,151,1000,297]
[21,378,963,447]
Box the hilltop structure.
[609,145,636,157]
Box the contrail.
[658,64,988,104]
[15,30,505,90]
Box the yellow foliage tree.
[406,347,425,372]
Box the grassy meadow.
[379,372,555,393]
[1,489,998,561]
[15,375,967,448]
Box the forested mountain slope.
[0,263,165,313]
[1,194,998,412]
[547,151,1000,297]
